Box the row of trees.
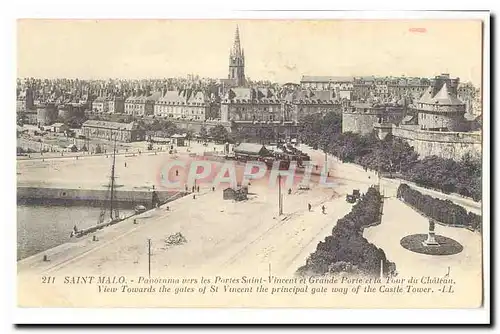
[397,184,481,232]
[298,112,482,201]
[297,187,397,278]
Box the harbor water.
[17,204,134,261]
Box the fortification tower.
[412,74,466,132]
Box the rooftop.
[301,76,354,83]
[417,83,464,106]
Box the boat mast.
[109,133,117,220]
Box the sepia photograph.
[11,7,490,325]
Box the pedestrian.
[176,170,179,176]
[193,194,196,199]
[192,186,195,192]
[322,205,326,214]
[288,188,292,195]
[185,184,188,191]
[197,186,200,192]
[308,203,312,212]
[212,186,215,192]
[125,162,127,167]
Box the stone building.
[284,89,341,120]
[107,96,125,114]
[125,93,160,117]
[300,76,354,92]
[154,89,209,121]
[125,95,146,116]
[353,76,430,102]
[91,96,108,113]
[342,101,405,135]
[387,77,431,100]
[81,120,144,142]
[221,87,283,123]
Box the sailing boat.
[71,135,124,238]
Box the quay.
[17,186,185,209]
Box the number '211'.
[41,276,55,284]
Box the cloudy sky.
[17,19,483,85]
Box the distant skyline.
[17,19,483,86]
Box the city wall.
[392,125,482,161]
[17,186,184,209]
[170,120,231,133]
[17,137,65,153]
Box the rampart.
[170,120,232,133]
[392,125,482,160]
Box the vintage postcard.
[15,11,490,322]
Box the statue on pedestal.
[423,219,440,247]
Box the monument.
[422,219,440,247]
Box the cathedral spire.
[228,25,246,87]
[231,25,242,57]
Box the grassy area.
[400,234,464,256]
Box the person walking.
[308,203,312,212]
[322,205,326,214]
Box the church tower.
[228,26,246,87]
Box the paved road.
[298,145,481,214]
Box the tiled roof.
[234,143,268,156]
[301,76,354,83]
[125,95,147,103]
[146,92,162,101]
[286,90,335,104]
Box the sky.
[17,19,483,86]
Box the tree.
[185,129,195,146]
[199,126,208,140]
[209,124,229,143]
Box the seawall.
[17,186,186,209]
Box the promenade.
[17,142,483,308]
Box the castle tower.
[413,77,466,132]
[228,26,246,87]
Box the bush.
[297,186,396,278]
[397,183,481,231]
